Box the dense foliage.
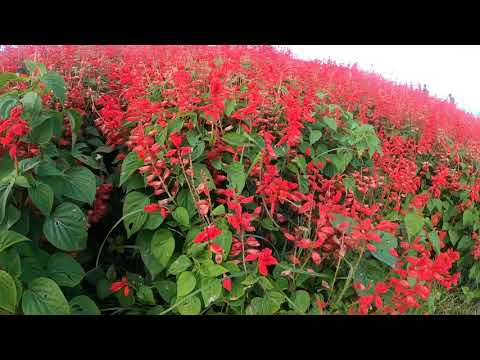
[0,45,479,315]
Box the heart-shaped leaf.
[22,277,70,315]
[43,203,87,251]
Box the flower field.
[0,45,479,315]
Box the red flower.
[110,276,130,297]
[144,203,161,213]
[170,132,183,148]
[245,248,278,276]
[193,224,222,244]
[222,278,232,292]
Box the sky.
[280,45,480,116]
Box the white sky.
[281,45,480,115]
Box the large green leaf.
[0,249,21,278]
[223,132,248,147]
[46,253,85,287]
[177,271,197,297]
[227,161,247,194]
[43,203,87,251]
[369,231,398,268]
[22,277,70,315]
[0,94,17,119]
[153,280,176,303]
[151,228,175,268]
[0,270,17,313]
[323,116,338,131]
[0,173,16,224]
[69,295,100,315]
[65,109,83,147]
[428,231,441,255]
[61,167,97,205]
[200,277,222,307]
[0,204,21,231]
[21,91,42,116]
[172,206,190,228]
[404,212,424,240]
[246,291,285,315]
[0,73,19,89]
[293,290,310,314]
[176,295,201,315]
[119,151,143,186]
[0,230,29,253]
[136,231,164,278]
[29,117,54,144]
[167,255,192,276]
[28,181,53,216]
[123,191,149,238]
[40,71,65,105]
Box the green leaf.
[151,228,175,268]
[22,277,70,315]
[223,132,248,147]
[355,258,387,289]
[137,286,156,305]
[323,117,337,131]
[172,207,190,227]
[119,151,143,186]
[224,99,237,116]
[0,249,21,278]
[448,230,460,246]
[404,212,424,240]
[43,203,87,251]
[0,204,21,231]
[0,73,19,89]
[332,150,353,173]
[46,253,85,287]
[213,227,232,259]
[15,175,29,188]
[168,255,192,275]
[65,109,83,148]
[246,291,285,315]
[342,176,356,193]
[0,230,29,253]
[428,231,441,255]
[190,141,205,162]
[70,295,100,315]
[144,212,164,230]
[369,231,398,268]
[136,231,164,278]
[463,209,477,227]
[0,270,17,313]
[293,290,310,314]
[21,92,42,116]
[62,167,97,205]
[309,130,323,145]
[199,261,228,278]
[227,161,247,194]
[177,271,197,297]
[28,181,53,216]
[40,71,65,105]
[211,205,225,216]
[200,277,222,307]
[0,155,14,179]
[123,191,149,238]
[29,117,54,144]
[153,280,176,303]
[176,295,201,315]
[0,94,18,119]
[0,173,15,224]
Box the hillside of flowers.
[0,45,479,315]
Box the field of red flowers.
[0,45,479,315]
